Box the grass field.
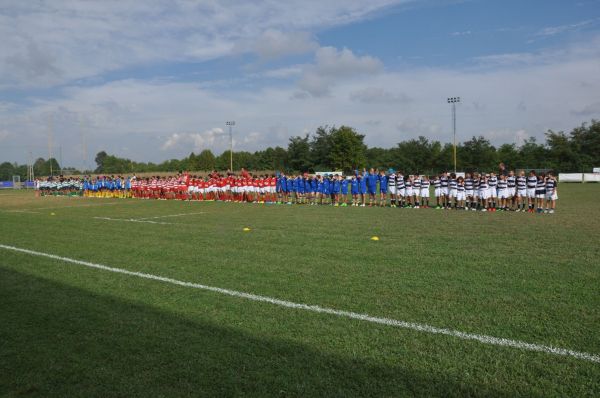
[1,185,599,397]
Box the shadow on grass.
[0,267,512,397]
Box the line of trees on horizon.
[1,119,599,180]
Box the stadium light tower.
[447,97,460,173]
[225,121,235,171]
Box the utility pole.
[226,121,235,171]
[59,145,63,175]
[447,97,460,173]
[80,115,88,173]
[28,150,34,184]
[48,115,54,177]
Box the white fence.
[558,173,600,183]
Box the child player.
[378,170,388,207]
[465,173,474,211]
[545,172,558,214]
[488,172,498,211]
[340,175,349,207]
[433,174,442,209]
[396,171,405,208]
[387,169,397,207]
[350,174,359,206]
[479,174,490,211]
[526,170,538,212]
[516,170,527,212]
[365,168,378,207]
[361,171,369,206]
[507,170,516,210]
[456,176,466,210]
[497,174,509,211]
[448,173,457,209]
[420,175,430,208]
[412,174,421,208]
[535,173,546,214]
[332,175,341,206]
[404,175,413,208]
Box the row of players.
[80,169,557,213]
[37,178,84,191]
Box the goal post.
[12,175,21,189]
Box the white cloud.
[245,30,318,59]
[396,119,442,137]
[2,34,600,167]
[0,0,408,88]
[482,129,529,145]
[473,35,600,68]
[313,46,383,76]
[350,87,411,104]
[298,47,383,96]
[536,19,596,36]
[571,101,600,116]
[161,128,224,152]
[0,130,11,143]
[262,66,305,79]
[451,30,472,36]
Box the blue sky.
[1,0,599,168]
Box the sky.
[1,0,600,169]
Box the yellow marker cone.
[50,212,56,216]
[243,227,251,232]
[370,236,379,241]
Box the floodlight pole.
[447,97,460,173]
[48,115,54,177]
[226,121,235,171]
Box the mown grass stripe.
[1,243,599,364]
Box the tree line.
[1,119,598,180]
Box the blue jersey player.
[378,170,388,207]
[340,177,349,206]
[365,168,378,206]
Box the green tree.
[329,126,367,172]
[94,151,108,173]
[272,147,288,171]
[287,134,311,172]
[569,120,600,171]
[496,143,520,171]
[393,136,441,174]
[196,150,216,171]
[0,162,15,180]
[545,130,577,172]
[518,138,547,170]
[33,158,46,176]
[460,136,497,171]
[158,159,182,172]
[15,164,28,181]
[310,126,334,169]
[366,147,394,170]
[215,150,232,171]
[183,152,196,171]
[33,157,60,176]
[435,143,455,173]
[234,151,256,170]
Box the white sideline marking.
[93,217,175,225]
[136,212,205,220]
[1,243,598,365]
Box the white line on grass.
[1,242,598,365]
[92,217,175,225]
[135,212,205,220]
